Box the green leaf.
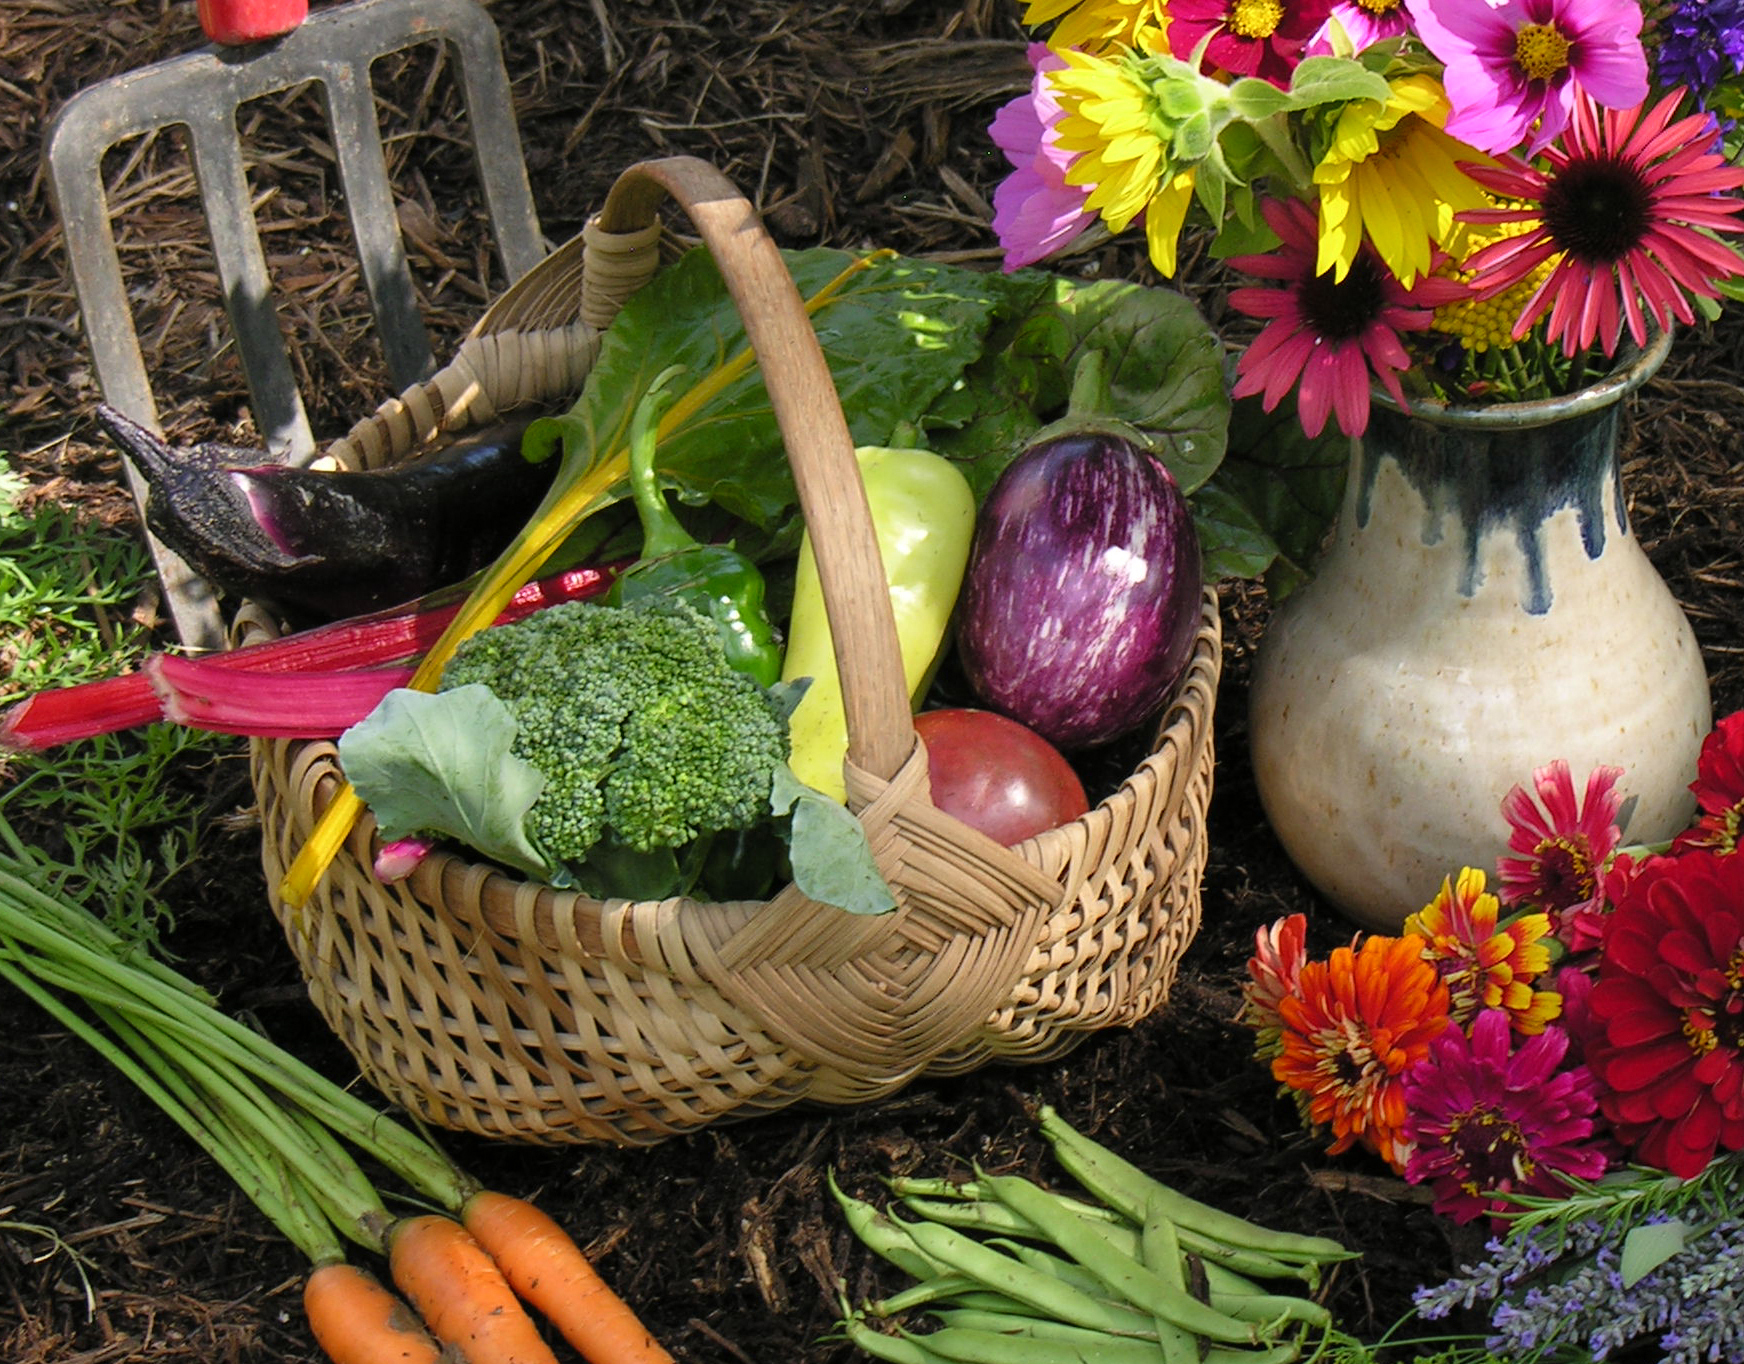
[1620,1219,1686,1289]
[1283,55,1392,109]
[1203,392,1349,599]
[926,274,1229,500]
[338,685,556,882]
[1189,482,1283,584]
[535,247,1041,535]
[770,764,896,916]
[1225,77,1293,121]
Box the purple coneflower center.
[1514,22,1572,82]
[1445,1108,1534,1192]
[1530,836,1596,910]
[1230,0,1285,38]
[1538,156,1654,266]
[1299,252,1387,342]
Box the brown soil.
[4,2,1744,1361]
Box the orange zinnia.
[1406,867,1561,1034]
[1273,935,1451,1173]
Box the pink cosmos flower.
[989,44,1096,272]
[1409,0,1648,156]
[1673,708,1744,856]
[1316,0,1414,51]
[1403,1008,1611,1225]
[1496,759,1625,951]
[1167,0,1333,89]
[1458,91,1744,358]
[1226,196,1468,438]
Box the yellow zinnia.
[1313,73,1492,287]
[1406,867,1562,1035]
[1049,49,1197,276]
[1021,0,1170,51]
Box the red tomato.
[914,708,1090,846]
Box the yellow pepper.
[781,444,976,802]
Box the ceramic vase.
[1248,330,1710,932]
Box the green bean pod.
[1140,1199,1204,1364]
[840,1316,945,1364]
[831,1171,954,1282]
[906,1323,1173,1364]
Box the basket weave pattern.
[245,158,1220,1147]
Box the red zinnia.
[1458,89,1744,358]
[1166,0,1333,88]
[1674,709,1744,856]
[1587,848,1744,1177]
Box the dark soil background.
[4,2,1744,1361]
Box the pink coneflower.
[1227,196,1469,438]
[1496,759,1625,950]
[1166,0,1333,88]
[1409,0,1647,156]
[1402,1009,1611,1225]
[989,45,1097,272]
[1458,91,1744,358]
[1588,848,1744,1177]
[1673,709,1744,856]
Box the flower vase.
[1248,330,1710,932]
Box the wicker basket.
[243,156,1222,1148]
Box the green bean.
[1175,1224,1320,1285]
[1038,1107,1354,1265]
[980,1171,1262,1346]
[907,1323,1171,1364]
[900,1195,1041,1239]
[1203,1343,1307,1364]
[869,1273,986,1318]
[839,1315,945,1364]
[1140,1196,1205,1364]
[992,1237,1152,1319]
[831,1171,954,1282]
[1200,1259,1270,1297]
[933,1306,1159,1345]
[897,1215,1161,1337]
[1209,1292,1332,1329]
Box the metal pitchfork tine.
[45,0,546,648]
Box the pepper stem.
[625,366,694,560]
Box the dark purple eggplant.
[956,430,1202,752]
[96,405,555,621]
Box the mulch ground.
[5,2,1744,1361]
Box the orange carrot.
[304,1261,450,1364]
[461,1190,676,1364]
[387,1213,562,1364]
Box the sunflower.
[1312,73,1492,286]
[1021,0,1171,51]
[1406,867,1561,1034]
[1273,934,1451,1173]
[1458,90,1744,358]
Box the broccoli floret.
[439,595,790,865]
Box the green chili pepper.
[606,368,783,687]
[781,442,976,802]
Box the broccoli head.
[439,595,791,864]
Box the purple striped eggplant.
[956,430,1202,752]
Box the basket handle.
[593,156,915,788]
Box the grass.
[0,452,235,951]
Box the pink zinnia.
[1240,912,1312,1060]
[1167,0,1333,89]
[1403,1009,1611,1225]
[1673,709,1744,856]
[1226,196,1467,438]
[1496,759,1625,951]
[989,44,1096,272]
[1409,0,1647,156]
[1458,90,1744,358]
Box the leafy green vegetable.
[339,684,553,882]
[770,765,896,918]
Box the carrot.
[461,1189,676,1364]
[387,1213,562,1364]
[304,1261,452,1364]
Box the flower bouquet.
[991,0,1744,438]
[1239,710,1744,1363]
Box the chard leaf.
[338,685,556,882]
[1620,1219,1686,1289]
[528,248,1042,535]
[770,763,897,916]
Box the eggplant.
[96,405,556,621]
[955,430,1202,752]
